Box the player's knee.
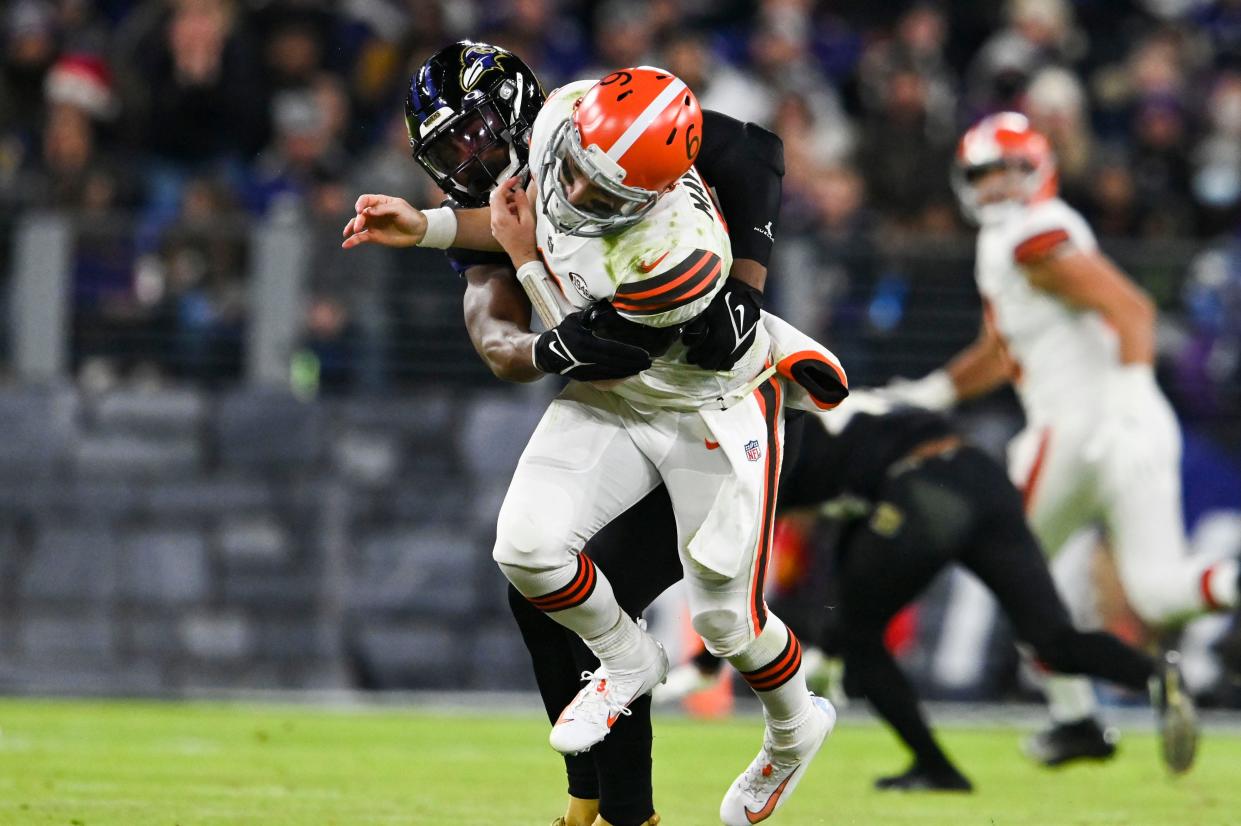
[692,608,750,658]
[492,488,575,569]
[1121,569,1187,627]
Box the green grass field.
[0,698,1237,826]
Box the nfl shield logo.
[744,440,762,462]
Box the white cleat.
[719,696,836,826]
[549,640,669,755]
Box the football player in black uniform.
[669,393,1198,790]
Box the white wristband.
[417,207,458,249]
[890,369,957,411]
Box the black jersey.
[781,407,956,507]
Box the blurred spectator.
[1130,96,1195,235]
[124,0,267,247]
[246,75,350,216]
[967,0,1082,115]
[859,3,957,140]
[580,1,658,78]
[1192,72,1241,233]
[855,62,955,233]
[0,0,60,145]
[1081,151,1144,237]
[1023,66,1093,203]
[662,31,772,125]
[481,0,587,88]
[152,177,247,380]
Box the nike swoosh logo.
[745,772,794,823]
[637,251,670,273]
[548,337,572,365]
[704,439,720,450]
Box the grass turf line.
[0,699,1236,825]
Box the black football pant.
[506,487,681,826]
[824,446,1155,774]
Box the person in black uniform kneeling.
[667,392,1198,790]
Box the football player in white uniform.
[885,112,1239,765]
[493,68,852,826]
[346,67,849,825]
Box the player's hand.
[534,306,652,382]
[681,277,763,370]
[876,370,956,411]
[341,194,427,249]
[489,176,538,266]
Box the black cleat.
[1150,650,1198,775]
[874,762,973,792]
[1023,718,1119,767]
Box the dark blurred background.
[0,0,1238,707]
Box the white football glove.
[877,369,957,411]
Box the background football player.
[885,112,1241,766]
[659,391,1198,790]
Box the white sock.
[1045,675,1099,724]
[729,616,815,747]
[1203,559,1239,610]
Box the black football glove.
[682,277,764,370]
[534,306,653,381]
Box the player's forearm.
[451,207,506,253]
[946,335,1013,401]
[463,266,543,382]
[730,259,767,292]
[473,327,542,382]
[1101,291,1156,365]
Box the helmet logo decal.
[460,44,507,91]
[568,273,596,301]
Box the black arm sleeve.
[696,110,785,267]
[446,247,512,277]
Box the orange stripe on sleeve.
[1014,228,1070,263]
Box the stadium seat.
[91,389,206,437]
[0,384,79,478]
[215,390,325,471]
[349,526,479,618]
[119,529,211,606]
[74,433,202,479]
[217,514,292,567]
[19,524,119,604]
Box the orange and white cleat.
[719,696,836,825]
[549,640,669,755]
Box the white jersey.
[529,79,768,409]
[975,198,1118,423]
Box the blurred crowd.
[1,0,1240,407]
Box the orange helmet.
[953,112,1057,224]
[541,67,702,236]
